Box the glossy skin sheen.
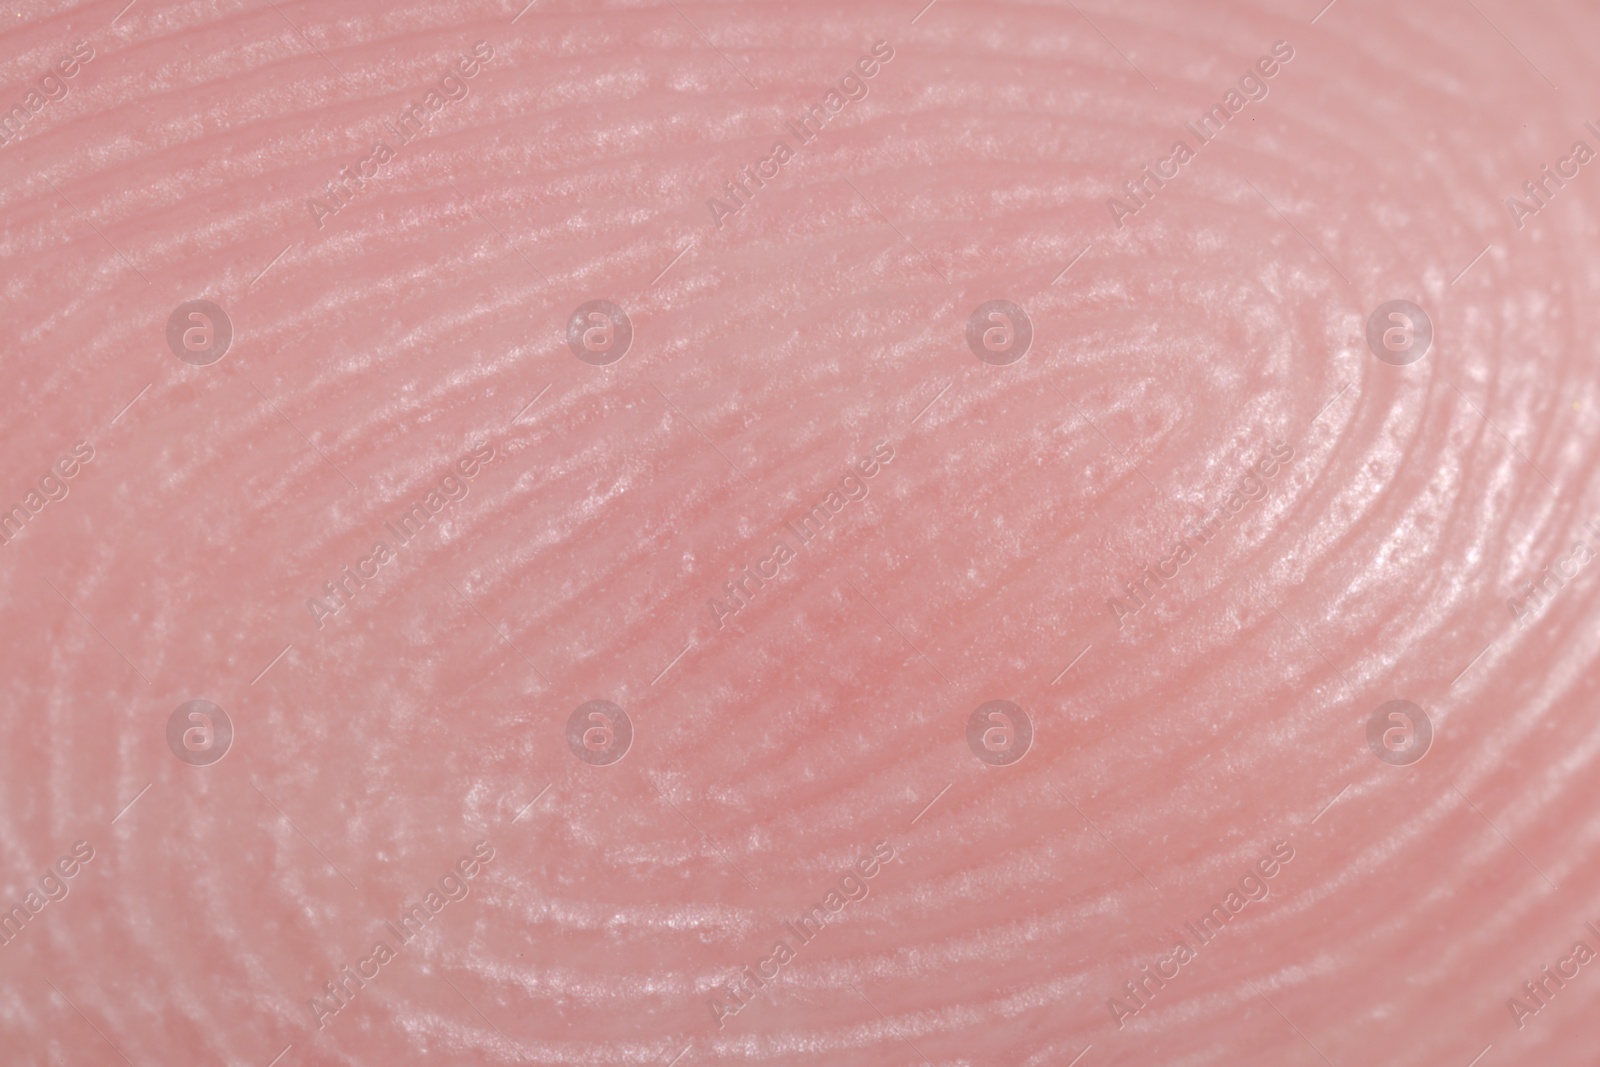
[1,1,1598,1065]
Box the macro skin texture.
[2,0,1600,1065]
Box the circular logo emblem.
[1365,300,1432,366]
[166,699,234,766]
[1366,699,1432,766]
[566,699,633,766]
[166,300,233,366]
[966,300,1032,366]
[567,300,633,366]
[966,700,1032,766]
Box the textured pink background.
[2,1,1598,1064]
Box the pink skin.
[1,2,1598,1065]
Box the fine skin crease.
[1,1,1599,1066]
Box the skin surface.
[1,1,1598,1064]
